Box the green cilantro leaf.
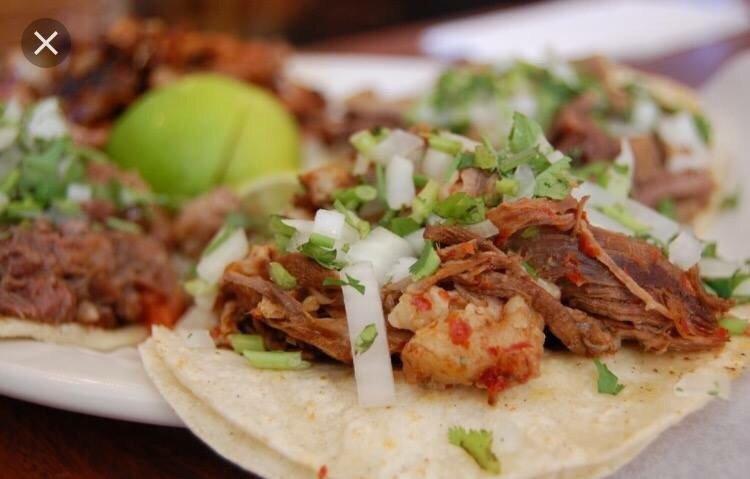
[354,323,378,355]
[593,359,625,395]
[448,427,501,474]
[323,274,365,295]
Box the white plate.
[1,53,750,478]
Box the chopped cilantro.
[323,274,365,295]
[657,198,678,220]
[434,192,486,225]
[269,215,296,250]
[448,427,501,474]
[596,203,650,235]
[693,114,712,145]
[298,241,342,270]
[509,112,543,153]
[496,177,519,196]
[269,262,297,290]
[720,190,741,211]
[354,323,378,355]
[593,359,625,395]
[105,217,142,235]
[719,316,748,336]
[410,240,441,280]
[387,216,422,237]
[333,200,370,238]
[428,134,463,156]
[534,157,577,199]
[702,242,718,258]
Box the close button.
[21,18,72,68]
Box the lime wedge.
[233,171,302,219]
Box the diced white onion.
[371,129,424,164]
[422,147,454,181]
[668,230,702,270]
[583,208,633,236]
[340,262,395,407]
[733,278,750,297]
[178,329,215,349]
[536,278,561,299]
[698,258,742,279]
[508,92,537,118]
[674,370,730,400]
[312,209,346,240]
[405,228,426,256]
[465,219,499,238]
[347,227,413,285]
[282,219,314,252]
[513,164,535,199]
[631,97,660,133]
[573,182,679,243]
[352,152,371,176]
[385,155,416,210]
[197,228,248,284]
[0,126,17,150]
[177,305,218,330]
[26,98,68,140]
[66,183,92,203]
[606,139,634,198]
[387,257,418,284]
[657,111,705,151]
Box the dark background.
[1,0,539,47]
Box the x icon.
[34,30,59,56]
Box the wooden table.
[3,10,750,479]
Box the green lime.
[107,73,300,198]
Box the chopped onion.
[606,139,634,198]
[536,278,561,299]
[177,305,218,330]
[340,262,395,407]
[573,182,679,243]
[668,230,702,270]
[282,218,314,252]
[657,112,704,151]
[385,155,416,210]
[698,258,743,279]
[387,256,418,284]
[371,129,424,164]
[66,183,92,203]
[422,147,454,181]
[178,329,215,349]
[312,209,346,240]
[465,219,499,238]
[508,91,537,118]
[674,370,730,400]
[733,279,750,297]
[512,164,535,199]
[26,98,68,140]
[631,97,660,132]
[584,208,633,235]
[347,227,413,285]
[405,227,426,255]
[0,126,17,150]
[197,228,248,284]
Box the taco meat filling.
[212,195,730,401]
[0,220,184,328]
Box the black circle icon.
[21,18,72,68]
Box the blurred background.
[1,0,747,60]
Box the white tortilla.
[142,326,750,479]
[0,317,147,351]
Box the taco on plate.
[0,98,185,350]
[141,115,750,478]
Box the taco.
[141,116,750,478]
[410,56,723,223]
[0,98,185,350]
